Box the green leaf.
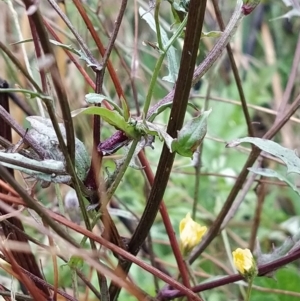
[248,167,300,197]
[227,137,300,174]
[85,93,123,115]
[71,107,139,139]
[139,7,178,83]
[0,88,52,101]
[120,96,130,121]
[171,109,211,157]
[49,40,79,54]
[77,49,99,68]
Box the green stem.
[246,277,254,301]
[71,268,79,300]
[143,15,188,117]
[0,88,51,101]
[106,139,139,201]
[154,0,164,51]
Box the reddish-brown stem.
[275,31,300,121]
[138,151,193,293]
[1,193,201,300]
[249,180,266,251]
[72,0,126,99]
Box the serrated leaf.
[139,7,178,83]
[71,107,139,139]
[85,93,123,115]
[227,137,300,175]
[248,167,300,197]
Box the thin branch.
[212,0,254,137]
[275,31,300,121]
[22,0,75,166]
[71,0,126,98]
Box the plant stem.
[246,277,254,301]
[106,140,139,202]
[155,0,164,51]
[109,0,207,299]
[143,14,188,117]
[147,0,244,119]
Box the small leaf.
[201,31,222,38]
[85,93,123,115]
[49,40,79,54]
[77,49,99,69]
[72,107,139,139]
[171,109,211,157]
[227,137,300,175]
[248,167,300,197]
[145,122,174,151]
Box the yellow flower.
[232,248,255,275]
[179,213,207,255]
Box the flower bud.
[232,248,257,279]
[179,213,207,256]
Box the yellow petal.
[179,213,207,254]
[232,248,254,274]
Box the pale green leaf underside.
[139,7,178,83]
[248,167,300,197]
[227,137,300,175]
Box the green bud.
[171,109,211,157]
[242,0,260,15]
